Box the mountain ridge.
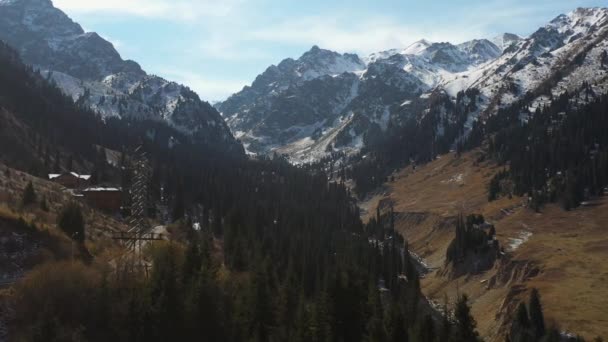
[0,0,238,149]
[220,7,608,163]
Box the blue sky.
[53,0,607,102]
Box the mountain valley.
[0,1,607,341]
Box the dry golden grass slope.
[0,162,130,265]
[361,150,608,341]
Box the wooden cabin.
[82,187,122,212]
[48,172,91,189]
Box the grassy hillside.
[361,150,608,341]
[0,162,130,270]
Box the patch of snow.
[441,173,464,184]
[508,231,533,251]
[402,39,433,55]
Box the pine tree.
[182,241,202,286]
[147,244,182,341]
[172,182,185,222]
[510,302,533,342]
[53,150,61,173]
[65,155,73,171]
[438,296,451,342]
[21,181,37,207]
[452,295,481,342]
[541,328,561,342]
[415,314,436,342]
[40,196,49,212]
[489,174,501,201]
[57,203,85,242]
[528,289,546,340]
[365,284,386,342]
[387,305,407,342]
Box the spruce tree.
[40,196,49,212]
[365,285,386,342]
[21,181,36,207]
[528,289,546,340]
[181,241,202,286]
[453,295,481,342]
[438,296,451,342]
[57,203,85,243]
[511,303,534,342]
[415,314,436,342]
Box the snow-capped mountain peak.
[219,7,608,163]
[457,39,501,64]
[295,45,366,80]
[402,39,433,55]
[545,7,608,42]
[491,33,523,52]
[0,0,238,149]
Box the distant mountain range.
[0,1,606,165]
[219,7,608,163]
[0,0,237,148]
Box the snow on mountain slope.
[297,45,366,80]
[442,7,608,115]
[220,45,430,163]
[220,38,501,162]
[221,7,608,163]
[457,39,502,65]
[491,33,523,52]
[403,39,434,56]
[0,0,236,148]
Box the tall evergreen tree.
[57,203,85,243]
[529,289,546,340]
[452,295,481,342]
[21,181,36,207]
[510,303,534,342]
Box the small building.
[48,172,91,189]
[82,187,122,212]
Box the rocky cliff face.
[0,0,238,149]
[219,37,504,162]
[219,8,608,163]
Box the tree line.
[463,85,608,210]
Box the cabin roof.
[48,172,91,180]
[82,187,122,192]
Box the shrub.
[11,261,101,341]
[21,181,36,207]
[58,203,85,243]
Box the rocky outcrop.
[488,257,540,289]
[0,0,238,150]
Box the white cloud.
[50,0,595,101]
[246,16,483,55]
[158,67,247,102]
[195,36,271,61]
[97,33,124,50]
[52,0,240,21]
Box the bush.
[11,261,101,341]
[21,181,36,207]
[58,203,85,243]
[40,196,49,212]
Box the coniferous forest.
[0,38,475,342]
[1,3,608,340]
[462,86,608,210]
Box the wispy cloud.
[246,16,484,55]
[194,36,272,61]
[157,67,247,102]
[51,0,606,101]
[53,0,241,21]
